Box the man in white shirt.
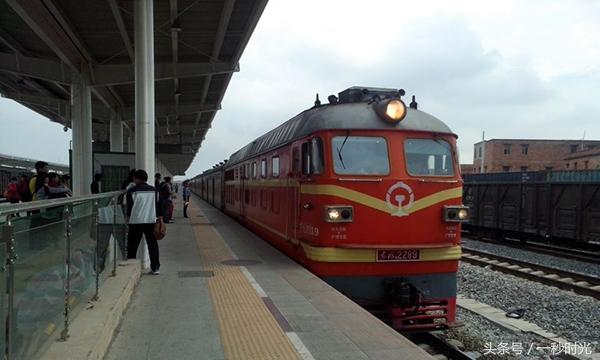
[126,170,162,274]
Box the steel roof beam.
[107,0,134,62]
[193,0,235,136]
[0,52,71,84]
[170,0,179,117]
[0,90,67,107]
[121,102,221,120]
[5,0,83,69]
[92,61,238,86]
[6,0,123,112]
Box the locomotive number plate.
[376,249,420,262]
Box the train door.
[287,146,301,243]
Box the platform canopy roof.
[0,0,267,175]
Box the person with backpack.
[29,161,48,201]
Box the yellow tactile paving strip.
[188,203,301,360]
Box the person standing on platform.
[4,177,20,204]
[91,173,103,194]
[18,174,31,203]
[29,161,48,201]
[60,174,72,193]
[154,173,161,189]
[182,180,191,218]
[158,177,174,223]
[48,173,71,198]
[126,170,162,275]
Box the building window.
[520,166,528,171]
[502,166,510,172]
[566,163,569,169]
[503,144,511,155]
[261,159,267,178]
[272,156,280,177]
[545,166,553,171]
[521,144,528,155]
[484,166,487,173]
[574,162,578,170]
[478,146,482,158]
[585,160,589,169]
[570,145,578,153]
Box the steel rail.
[461,248,600,300]
[463,235,600,265]
[408,332,477,360]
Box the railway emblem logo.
[385,182,414,217]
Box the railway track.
[461,248,600,300]
[463,235,600,265]
[408,332,478,360]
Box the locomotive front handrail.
[337,177,384,182]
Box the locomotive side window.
[331,136,390,175]
[252,162,257,178]
[302,138,324,175]
[301,142,311,175]
[404,139,454,176]
[311,138,324,174]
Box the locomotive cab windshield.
[405,138,455,176]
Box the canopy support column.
[134,0,156,270]
[134,0,155,177]
[71,74,93,196]
[110,112,124,152]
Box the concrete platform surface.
[104,197,431,360]
[42,259,140,360]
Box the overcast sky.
[1,0,599,177]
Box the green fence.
[0,191,126,360]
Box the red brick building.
[460,164,474,175]
[563,148,600,170]
[471,139,600,173]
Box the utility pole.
[480,131,486,173]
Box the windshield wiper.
[337,134,350,169]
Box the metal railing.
[0,191,126,360]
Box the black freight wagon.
[463,170,600,245]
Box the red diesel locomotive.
[190,87,468,330]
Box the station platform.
[105,195,432,360]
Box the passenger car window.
[404,139,454,176]
[332,136,389,175]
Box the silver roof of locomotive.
[226,101,455,167]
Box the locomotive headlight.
[374,98,407,123]
[324,205,353,222]
[385,99,407,121]
[443,205,469,222]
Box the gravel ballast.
[458,262,600,353]
[461,238,600,278]
[441,307,555,359]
